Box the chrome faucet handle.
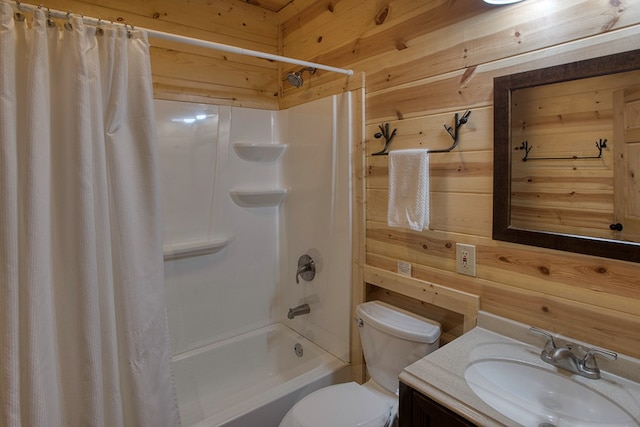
[529,327,557,361]
[295,264,311,284]
[296,254,315,284]
[582,347,617,370]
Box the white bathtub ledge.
[173,323,350,427]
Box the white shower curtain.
[0,3,180,427]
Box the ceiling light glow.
[483,0,525,4]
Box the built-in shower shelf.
[163,238,228,261]
[230,188,287,207]
[232,142,287,162]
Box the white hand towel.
[387,149,430,231]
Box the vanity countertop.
[399,311,640,427]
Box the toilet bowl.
[278,380,395,427]
[279,301,441,427]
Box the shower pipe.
[11,0,354,76]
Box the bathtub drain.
[294,343,304,357]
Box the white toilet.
[279,300,441,427]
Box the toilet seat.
[288,382,392,427]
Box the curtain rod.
[12,1,354,76]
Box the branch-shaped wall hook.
[518,138,608,161]
[372,123,397,156]
[371,111,472,156]
[443,110,471,143]
[516,141,533,160]
[431,110,471,154]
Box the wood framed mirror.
[493,49,640,263]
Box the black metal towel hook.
[517,138,607,162]
[372,123,397,156]
[371,110,471,156]
[436,110,471,154]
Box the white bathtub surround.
[155,101,221,249]
[280,93,353,363]
[0,5,179,426]
[160,104,284,353]
[161,95,353,359]
[159,94,354,426]
[172,324,349,427]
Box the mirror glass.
[493,49,640,263]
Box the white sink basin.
[464,359,637,427]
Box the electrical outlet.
[456,243,476,277]
[397,261,412,277]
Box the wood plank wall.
[510,72,640,240]
[31,1,640,359]
[43,0,281,109]
[280,0,640,359]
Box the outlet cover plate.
[397,261,412,277]
[456,243,476,277]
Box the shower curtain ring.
[124,21,133,38]
[96,18,104,36]
[64,11,73,30]
[46,7,56,27]
[14,0,25,21]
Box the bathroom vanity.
[399,382,477,426]
[398,311,640,427]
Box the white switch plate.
[397,261,412,277]
[456,243,476,277]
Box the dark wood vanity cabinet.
[399,382,478,427]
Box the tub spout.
[287,304,310,319]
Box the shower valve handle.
[296,255,315,284]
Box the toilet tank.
[356,301,441,394]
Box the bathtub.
[172,323,350,427]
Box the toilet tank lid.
[356,301,441,344]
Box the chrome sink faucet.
[529,327,617,379]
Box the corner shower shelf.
[232,142,287,162]
[163,238,229,261]
[229,188,288,207]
